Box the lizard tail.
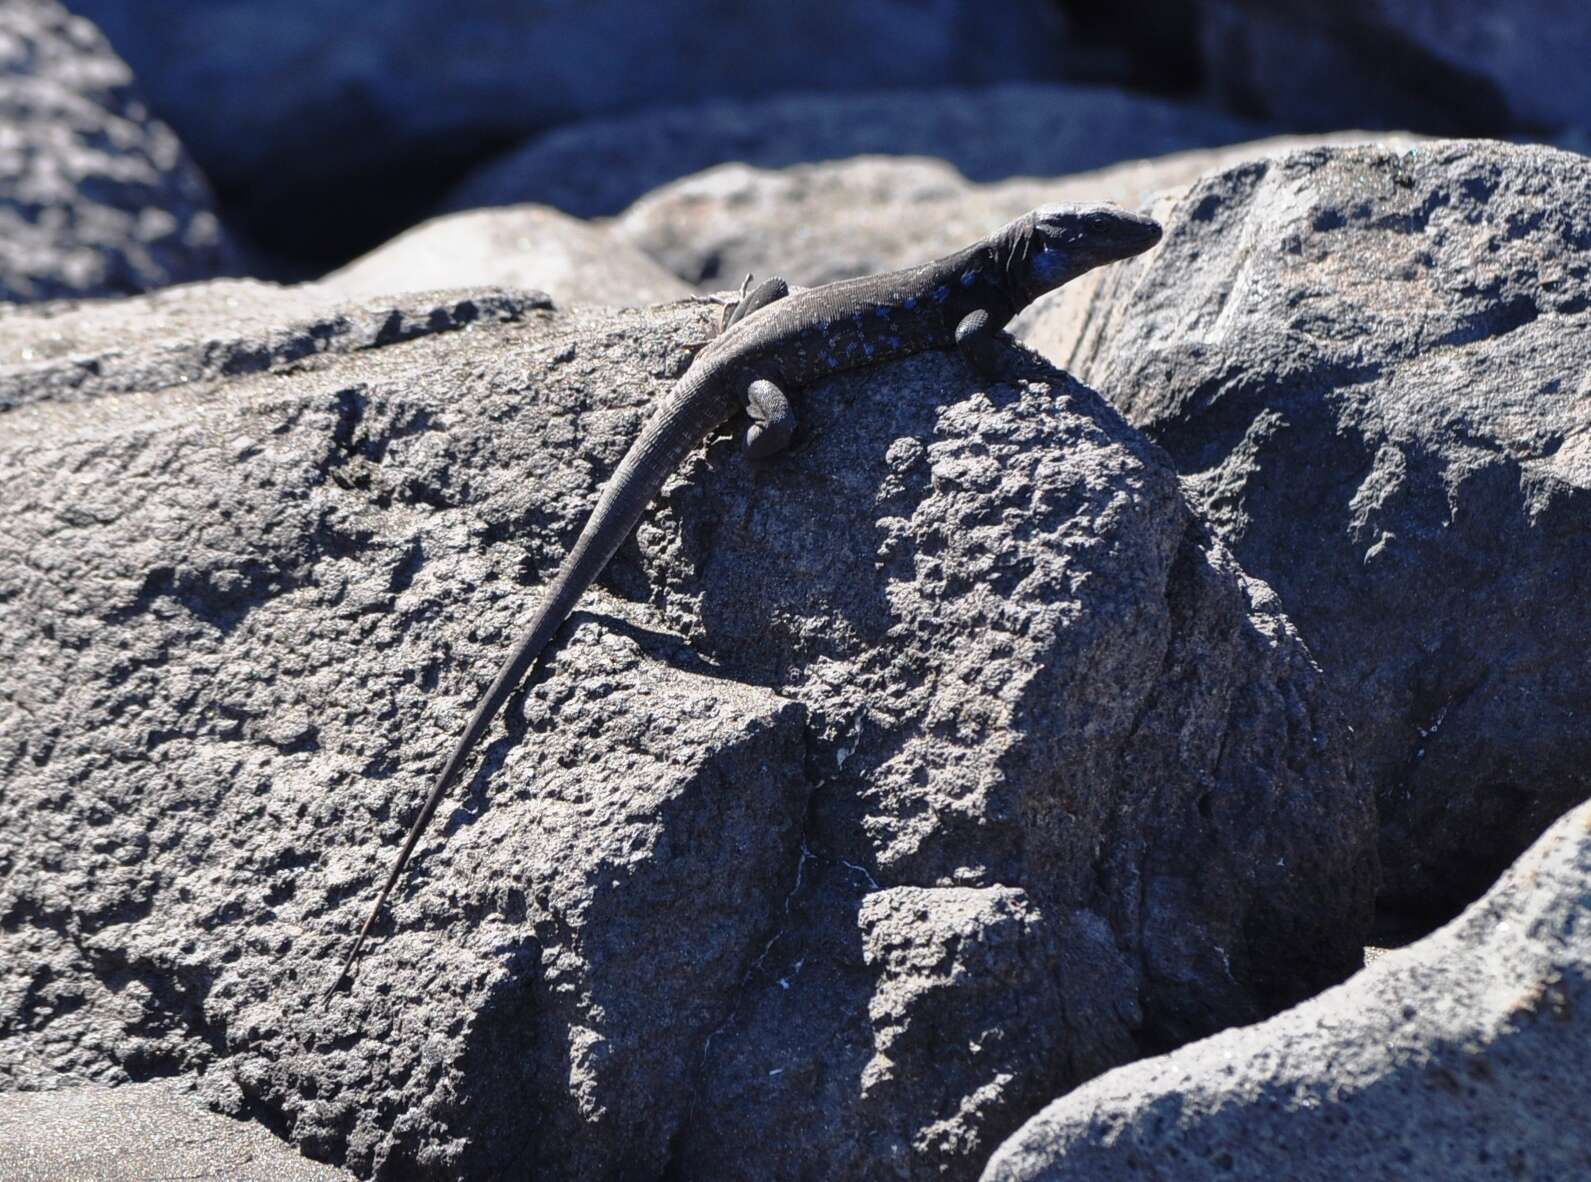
[324,388,724,1003]
[321,558,587,1004]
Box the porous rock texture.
[447,84,1264,223]
[1048,139,1591,925]
[321,205,690,308]
[981,798,1591,1182]
[0,280,1372,1179]
[65,0,1065,259]
[616,133,1417,292]
[0,0,234,303]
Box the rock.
[981,797,1591,1182]
[66,0,1066,261]
[0,278,1371,1178]
[1196,0,1591,139]
[447,84,1267,223]
[1049,140,1591,925]
[0,1077,355,1181]
[320,205,690,307]
[0,0,235,303]
[0,279,544,413]
[616,133,1419,290]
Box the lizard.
[324,203,1162,998]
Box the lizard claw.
[719,273,756,334]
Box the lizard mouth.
[1117,215,1164,255]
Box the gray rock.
[320,205,690,307]
[66,0,1066,257]
[447,84,1267,223]
[0,0,235,302]
[1050,139,1591,924]
[0,279,1371,1178]
[0,279,547,414]
[1196,0,1591,138]
[982,797,1591,1182]
[616,133,1419,291]
[0,1077,354,1181]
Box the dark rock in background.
[0,0,235,303]
[446,85,1266,230]
[1052,140,1591,927]
[1196,0,1591,138]
[0,280,1370,1178]
[1053,0,1591,145]
[982,797,1591,1182]
[63,0,1069,265]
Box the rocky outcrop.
[1048,139,1591,925]
[320,205,690,306]
[447,84,1265,224]
[982,797,1591,1182]
[0,0,234,302]
[0,277,1370,1178]
[616,133,1416,292]
[65,0,1067,260]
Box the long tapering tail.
[323,377,729,1001]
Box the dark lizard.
[325,204,1162,997]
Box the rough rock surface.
[616,133,1418,291]
[447,84,1265,223]
[1196,0,1591,138]
[0,1077,354,1181]
[982,797,1591,1182]
[0,279,542,414]
[320,205,690,307]
[0,280,1371,1179]
[1052,140,1591,924]
[66,0,1065,259]
[0,0,234,303]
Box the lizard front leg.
[742,378,796,459]
[954,309,1008,380]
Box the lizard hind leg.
[742,378,797,459]
[723,275,790,331]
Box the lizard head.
[1001,204,1162,301]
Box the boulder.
[0,278,1371,1178]
[0,279,542,414]
[982,797,1591,1182]
[1196,0,1591,139]
[66,0,1066,260]
[320,205,690,306]
[447,84,1266,223]
[616,133,1419,290]
[0,0,234,302]
[1047,139,1591,925]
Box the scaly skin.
[326,204,1162,997]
